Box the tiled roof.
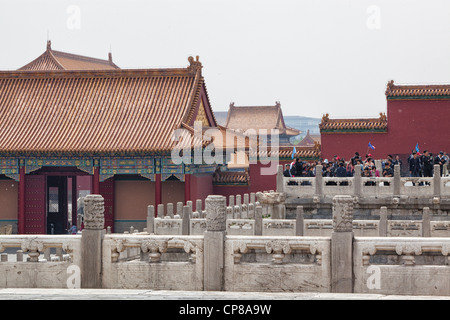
[18,41,119,71]
[319,113,387,133]
[297,130,321,147]
[0,57,211,156]
[224,102,300,136]
[385,80,450,99]
[249,145,321,160]
[213,169,249,185]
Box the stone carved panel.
[265,240,291,264]
[140,239,169,263]
[332,195,354,232]
[84,195,105,230]
[255,192,285,205]
[205,195,226,231]
[21,238,45,262]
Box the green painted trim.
[320,129,386,134]
[387,95,450,100]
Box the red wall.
[321,99,450,163]
[386,99,450,154]
[190,174,214,205]
[321,132,388,162]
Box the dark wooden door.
[99,177,114,232]
[46,176,68,234]
[24,175,46,234]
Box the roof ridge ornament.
[47,40,52,50]
[385,79,395,96]
[187,55,202,75]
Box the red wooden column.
[93,166,100,195]
[155,173,162,212]
[18,166,25,234]
[184,173,191,203]
[72,176,77,228]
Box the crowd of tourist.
[284,150,449,179]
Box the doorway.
[46,176,68,234]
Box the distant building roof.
[18,41,119,71]
[224,102,300,137]
[0,55,215,156]
[297,130,321,147]
[319,112,387,134]
[385,80,450,99]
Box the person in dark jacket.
[421,150,434,177]
[409,152,421,177]
[336,162,347,177]
[435,151,447,177]
[294,158,304,177]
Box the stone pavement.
[0,288,448,300]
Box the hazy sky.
[1,0,450,118]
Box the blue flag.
[415,143,419,153]
[368,142,376,150]
[291,146,296,159]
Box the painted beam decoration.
[100,158,155,181]
[0,158,19,181]
[0,157,218,182]
[24,158,94,175]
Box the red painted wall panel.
[24,175,46,234]
[99,177,114,232]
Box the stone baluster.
[379,206,388,237]
[331,195,354,293]
[81,194,105,288]
[157,204,164,218]
[422,207,431,237]
[187,201,193,217]
[16,250,23,262]
[393,164,401,196]
[147,205,155,234]
[196,199,203,213]
[233,205,241,219]
[255,206,263,236]
[228,195,235,208]
[250,192,256,205]
[177,202,183,216]
[236,195,242,209]
[434,164,441,198]
[296,206,304,236]
[204,195,226,291]
[248,203,255,219]
[276,164,284,193]
[182,205,191,235]
[167,203,174,218]
[315,165,323,196]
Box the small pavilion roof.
[18,41,119,71]
[224,102,300,137]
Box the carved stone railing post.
[331,195,354,293]
[182,205,191,235]
[433,164,441,198]
[393,164,401,196]
[422,207,431,237]
[255,191,286,219]
[204,195,226,291]
[296,206,304,236]
[379,206,388,237]
[276,164,284,193]
[81,194,105,289]
[315,165,323,196]
[147,205,155,234]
